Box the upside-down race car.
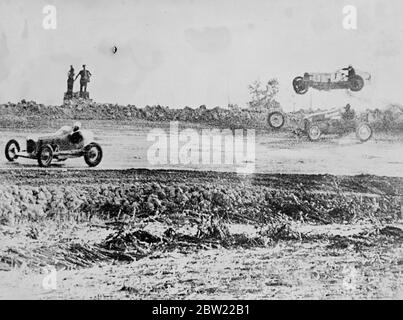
[302,105,373,142]
[5,122,103,167]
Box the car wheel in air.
[268,111,285,129]
[356,123,373,142]
[293,76,308,94]
[349,75,364,92]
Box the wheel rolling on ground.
[5,140,20,162]
[37,145,54,167]
[84,142,103,167]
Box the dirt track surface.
[0,168,402,299]
[1,120,403,177]
[1,121,403,300]
[2,242,403,300]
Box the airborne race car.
[302,106,373,142]
[293,69,370,95]
[5,123,103,167]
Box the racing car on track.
[293,67,371,95]
[4,122,103,167]
[302,105,373,142]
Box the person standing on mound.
[75,64,92,97]
[66,65,75,98]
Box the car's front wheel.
[5,139,20,162]
[349,75,364,92]
[37,145,54,167]
[84,143,103,167]
[293,76,308,94]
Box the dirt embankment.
[1,172,400,226]
[2,99,403,132]
[1,169,402,227]
[0,99,271,130]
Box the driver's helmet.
[73,121,81,132]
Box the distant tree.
[227,103,239,111]
[248,78,280,112]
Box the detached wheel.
[5,140,20,162]
[293,76,308,95]
[349,75,364,92]
[307,124,321,141]
[356,123,373,142]
[37,145,54,167]
[84,143,103,167]
[268,111,285,129]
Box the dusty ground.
[1,119,403,176]
[0,169,402,300]
[1,239,403,300]
[1,120,402,300]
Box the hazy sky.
[0,0,403,110]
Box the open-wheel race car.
[5,122,103,167]
[302,105,373,142]
[293,67,370,95]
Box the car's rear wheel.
[37,145,54,167]
[356,123,373,142]
[268,111,285,129]
[307,124,321,141]
[84,143,103,167]
[5,140,20,162]
[293,76,308,94]
[349,75,364,92]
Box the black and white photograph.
[0,0,402,304]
